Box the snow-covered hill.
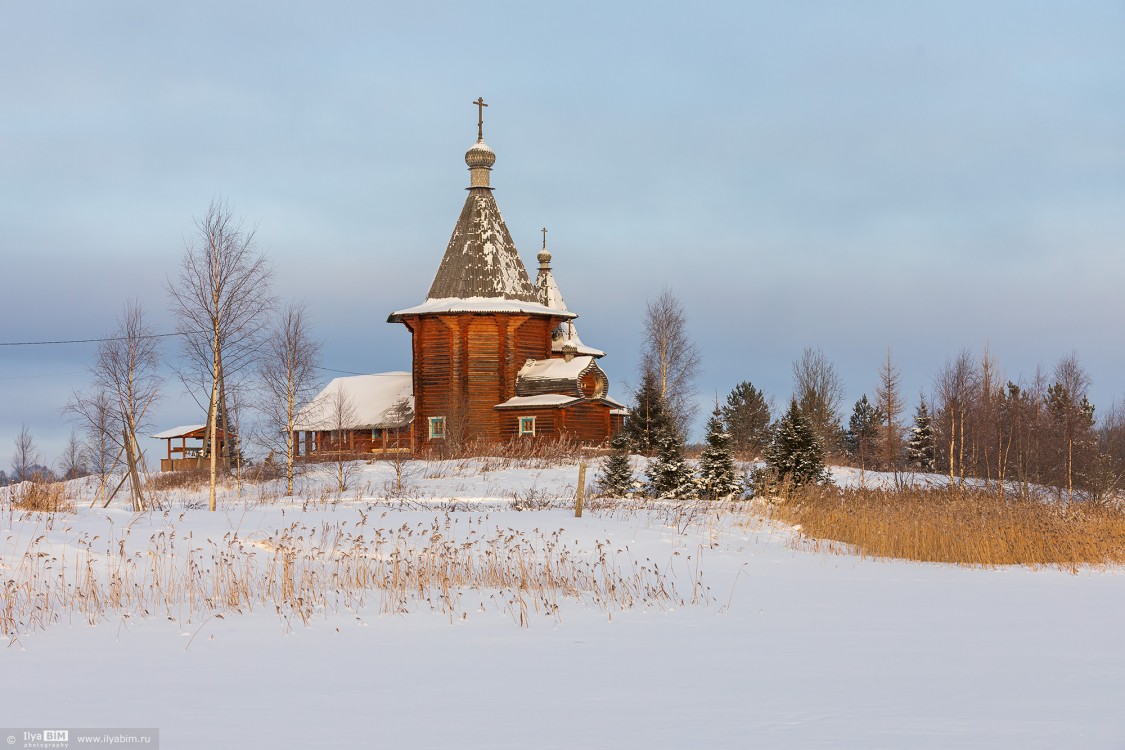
[2,461,1123,749]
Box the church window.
[429,417,446,439]
[519,416,536,436]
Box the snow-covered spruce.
[646,426,696,499]
[764,398,830,489]
[907,399,937,472]
[697,407,744,500]
[596,434,635,498]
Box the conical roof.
[388,134,571,322]
[533,239,605,359]
[426,183,538,302]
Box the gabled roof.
[293,372,413,432]
[151,424,206,440]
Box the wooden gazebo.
[152,424,235,472]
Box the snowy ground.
[2,460,1124,749]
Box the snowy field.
[2,460,1124,749]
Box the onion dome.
[465,140,496,170]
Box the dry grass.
[9,480,74,513]
[771,484,1125,569]
[146,467,216,491]
[0,513,684,639]
[421,436,587,468]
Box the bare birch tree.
[65,387,117,505]
[639,287,701,441]
[92,301,162,511]
[792,347,845,454]
[11,424,42,483]
[168,199,274,511]
[1047,352,1095,501]
[57,428,88,481]
[934,349,978,488]
[257,302,321,496]
[321,386,359,493]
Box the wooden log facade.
[400,312,564,449]
[297,425,412,456]
[156,113,623,469]
[382,116,625,453]
[495,402,626,444]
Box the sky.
[2,0,1124,463]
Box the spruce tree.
[646,426,696,498]
[698,407,743,500]
[764,398,830,489]
[597,434,635,498]
[720,381,772,457]
[845,394,884,472]
[906,399,937,472]
[624,367,671,455]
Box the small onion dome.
[561,340,578,361]
[537,247,552,267]
[465,140,496,169]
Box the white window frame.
[518,416,536,436]
[429,416,446,439]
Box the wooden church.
[294,101,625,455]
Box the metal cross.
[541,227,547,249]
[473,97,488,140]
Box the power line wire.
[0,332,186,346]
[315,366,369,376]
[0,371,87,381]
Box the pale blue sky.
[3,1,1124,461]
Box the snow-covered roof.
[293,372,413,432]
[534,257,568,311]
[494,394,582,409]
[388,296,574,322]
[151,424,206,440]
[424,180,537,302]
[533,251,604,359]
[551,324,605,358]
[495,393,628,411]
[518,356,595,382]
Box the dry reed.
[0,513,683,639]
[771,484,1125,569]
[10,480,74,513]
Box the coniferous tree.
[624,367,672,455]
[906,399,937,472]
[764,398,830,489]
[646,426,696,498]
[597,434,635,498]
[1046,380,1096,501]
[721,381,772,457]
[698,407,743,500]
[845,395,884,474]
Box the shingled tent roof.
[427,187,538,301]
[388,138,565,322]
[533,240,605,358]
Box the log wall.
[496,401,618,445]
[402,312,559,450]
